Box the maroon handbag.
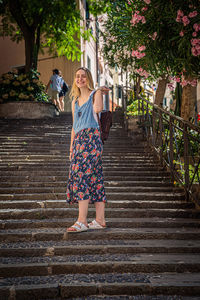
[97,111,112,144]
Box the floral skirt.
[66,128,107,204]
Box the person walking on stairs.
[58,70,69,112]
[66,67,109,233]
[45,69,62,111]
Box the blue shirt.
[73,90,99,135]
[50,74,62,92]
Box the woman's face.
[75,69,88,89]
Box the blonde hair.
[69,67,94,100]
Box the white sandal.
[88,219,106,229]
[67,221,88,233]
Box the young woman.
[66,67,109,233]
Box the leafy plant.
[0,69,50,103]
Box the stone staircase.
[0,113,200,300]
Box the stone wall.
[0,101,59,119]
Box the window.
[86,1,90,20]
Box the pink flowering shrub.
[132,45,146,59]
[175,7,199,57]
[169,75,197,88]
[135,67,149,78]
[131,11,146,26]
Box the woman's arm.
[93,90,103,113]
[69,99,76,160]
[93,86,110,113]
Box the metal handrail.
[128,95,200,203]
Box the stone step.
[0,145,147,151]
[0,156,157,162]
[0,272,200,299]
[0,162,160,168]
[1,156,156,162]
[64,297,200,300]
[0,159,158,164]
[1,227,200,243]
[0,207,196,220]
[0,180,173,188]
[0,175,172,182]
[0,186,182,195]
[0,166,168,173]
[0,192,185,201]
[1,217,200,230]
[1,253,200,278]
[0,200,192,210]
[1,113,199,299]
[0,142,137,147]
[1,239,200,256]
[0,170,171,178]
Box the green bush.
[0,69,50,103]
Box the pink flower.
[190,79,197,87]
[188,11,198,18]
[131,49,146,59]
[177,10,184,17]
[179,31,184,37]
[138,45,146,51]
[142,6,148,12]
[192,32,197,37]
[192,47,199,56]
[182,16,190,26]
[138,52,146,58]
[152,32,157,40]
[180,80,188,87]
[135,67,149,78]
[141,16,146,23]
[191,38,200,46]
[175,77,181,83]
[143,0,151,4]
[193,23,200,32]
[176,16,182,22]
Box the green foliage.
[127,100,139,116]
[174,160,200,184]
[0,0,92,70]
[0,69,50,103]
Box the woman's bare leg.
[77,199,90,226]
[95,202,106,226]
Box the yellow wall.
[0,37,81,111]
[0,37,25,74]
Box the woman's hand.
[97,86,110,95]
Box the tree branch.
[8,0,30,37]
